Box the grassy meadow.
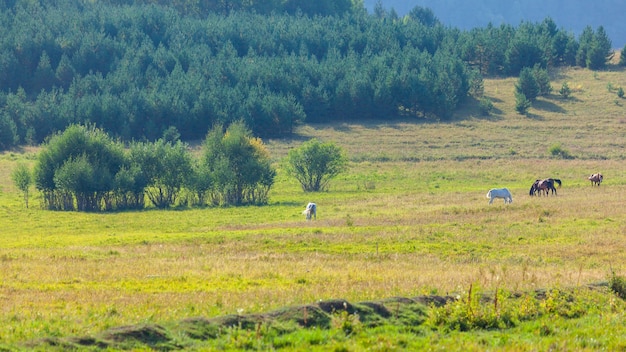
[1,65,626,350]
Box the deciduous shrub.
[285,139,347,192]
[548,143,574,159]
[34,125,125,211]
[11,163,32,208]
[201,121,275,205]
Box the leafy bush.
[113,163,147,210]
[285,139,347,192]
[11,163,32,208]
[130,139,193,209]
[609,272,626,300]
[34,125,125,211]
[53,154,111,211]
[331,310,362,336]
[202,121,276,205]
[548,143,574,159]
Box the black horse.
[530,178,562,196]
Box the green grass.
[1,66,626,350]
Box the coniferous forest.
[0,0,617,150]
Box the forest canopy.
[0,0,615,150]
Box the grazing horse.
[486,188,513,204]
[530,178,561,196]
[588,173,603,186]
[302,202,317,220]
[529,180,542,196]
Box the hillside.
[366,0,626,48]
[268,65,626,163]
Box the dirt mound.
[104,324,169,342]
[25,294,456,351]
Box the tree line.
[0,0,621,151]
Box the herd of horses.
[486,173,604,205]
[304,173,604,217]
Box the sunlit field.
[1,66,626,349]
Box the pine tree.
[515,67,539,101]
[576,26,594,67]
[586,26,612,70]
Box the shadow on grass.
[533,96,567,114]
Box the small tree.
[185,162,212,206]
[11,163,32,208]
[286,139,347,192]
[559,82,571,99]
[131,139,193,209]
[620,45,626,67]
[515,92,531,115]
[202,121,276,205]
[532,65,552,97]
[113,163,147,210]
[515,67,539,101]
[33,124,125,211]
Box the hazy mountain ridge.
[366,0,626,48]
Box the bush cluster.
[33,123,275,211]
[20,122,347,211]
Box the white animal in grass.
[588,173,603,186]
[302,202,317,220]
[486,188,512,204]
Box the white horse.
[486,188,513,204]
[302,202,317,220]
[588,173,603,186]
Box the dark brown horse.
[588,173,603,186]
[529,178,561,196]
